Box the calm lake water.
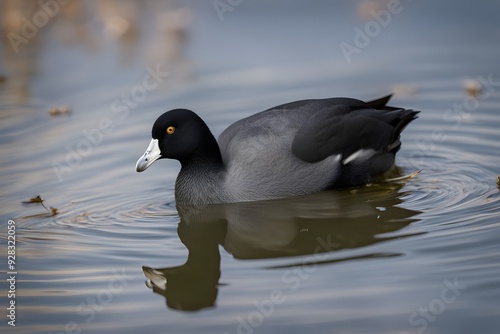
[1,1,500,333]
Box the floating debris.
[50,207,59,216]
[386,170,422,182]
[75,212,89,223]
[357,0,386,21]
[463,79,482,97]
[391,83,418,97]
[49,106,72,116]
[22,195,59,216]
[22,195,44,204]
[105,16,132,38]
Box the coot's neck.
[175,132,227,205]
[179,129,224,171]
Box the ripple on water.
[13,191,180,249]
[400,159,499,231]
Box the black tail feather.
[367,94,393,108]
[394,109,420,135]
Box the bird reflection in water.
[143,183,420,311]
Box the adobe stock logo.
[401,277,467,334]
[339,0,412,63]
[51,64,169,182]
[6,0,71,54]
[225,235,340,334]
[213,0,243,21]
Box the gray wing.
[291,107,419,163]
[218,97,370,158]
[218,95,417,164]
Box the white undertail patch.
[342,149,377,165]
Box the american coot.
[136,95,419,205]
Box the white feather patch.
[342,149,377,165]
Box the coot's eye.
[166,126,175,135]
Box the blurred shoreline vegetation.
[0,0,192,105]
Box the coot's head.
[136,109,215,172]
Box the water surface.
[1,1,500,333]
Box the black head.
[136,109,221,172]
[153,109,212,160]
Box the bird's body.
[136,95,419,205]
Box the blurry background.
[2,0,499,108]
[1,1,500,334]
